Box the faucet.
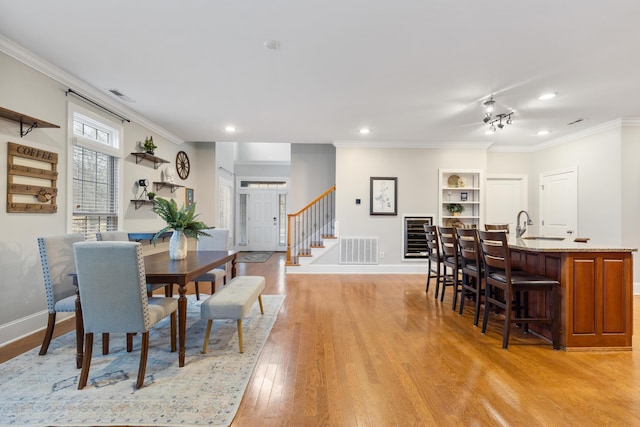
[516,210,530,238]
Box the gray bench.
[200,275,265,353]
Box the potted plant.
[152,197,210,259]
[142,136,157,155]
[446,203,465,216]
[147,192,156,200]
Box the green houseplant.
[142,136,157,155]
[446,203,465,216]
[152,197,210,259]
[147,192,156,200]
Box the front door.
[540,167,578,238]
[248,190,278,251]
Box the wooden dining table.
[73,249,238,368]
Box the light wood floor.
[3,252,640,426]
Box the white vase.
[169,230,188,260]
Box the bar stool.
[456,228,484,325]
[423,224,445,298]
[478,230,560,349]
[485,224,510,233]
[438,226,461,310]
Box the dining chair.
[423,224,445,298]
[73,241,177,389]
[477,230,560,349]
[485,224,510,233]
[96,231,171,298]
[456,228,484,325]
[193,228,229,300]
[37,233,85,355]
[438,226,461,309]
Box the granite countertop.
[507,235,637,253]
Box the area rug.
[236,252,273,263]
[0,294,285,427]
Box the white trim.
[286,263,427,274]
[334,140,493,150]
[0,310,73,347]
[0,34,184,145]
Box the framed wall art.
[185,187,194,208]
[370,177,397,215]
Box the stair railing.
[286,185,336,266]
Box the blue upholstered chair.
[96,231,170,297]
[73,241,178,389]
[37,233,85,355]
[193,229,229,300]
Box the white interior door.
[248,191,278,251]
[485,175,528,232]
[540,168,578,238]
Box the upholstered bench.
[200,275,265,353]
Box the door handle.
[566,230,574,234]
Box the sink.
[521,236,565,241]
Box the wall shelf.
[0,106,60,137]
[130,199,155,209]
[153,181,184,193]
[131,152,170,169]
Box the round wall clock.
[175,151,190,180]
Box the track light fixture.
[481,95,513,133]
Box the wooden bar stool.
[478,230,560,349]
[456,228,484,326]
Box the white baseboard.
[286,263,427,274]
[0,310,73,348]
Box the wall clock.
[175,151,190,180]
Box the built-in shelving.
[0,106,60,137]
[438,169,483,228]
[131,152,170,169]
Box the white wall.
[529,124,622,244]
[290,144,336,212]
[0,51,205,345]
[334,145,487,267]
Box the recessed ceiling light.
[359,128,370,135]
[484,129,495,135]
[537,130,550,136]
[264,40,280,50]
[538,93,557,100]
[225,125,236,133]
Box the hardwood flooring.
[3,252,640,426]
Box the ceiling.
[1,1,640,149]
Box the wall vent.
[339,237,378,264]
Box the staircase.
[286,186,336,266]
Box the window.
[69,107,122,238]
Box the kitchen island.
[507,236,635,350]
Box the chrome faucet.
[516,210,530,238]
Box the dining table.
[72,249,238,368]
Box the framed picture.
[461,192,468,201]
[370,177,397,215]
[185,188,194,208]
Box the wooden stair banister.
[287,186,336,266]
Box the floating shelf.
[131,152,170,169]
[127,231,172,243]
[0,106,60,137]
[153,181,184,193]
[130,199,155,209]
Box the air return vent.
[340,237,378,264]
[107,89,135,102]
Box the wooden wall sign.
[7,142,58,213]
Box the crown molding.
[333,140,492,150]
[0,35,184,145]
